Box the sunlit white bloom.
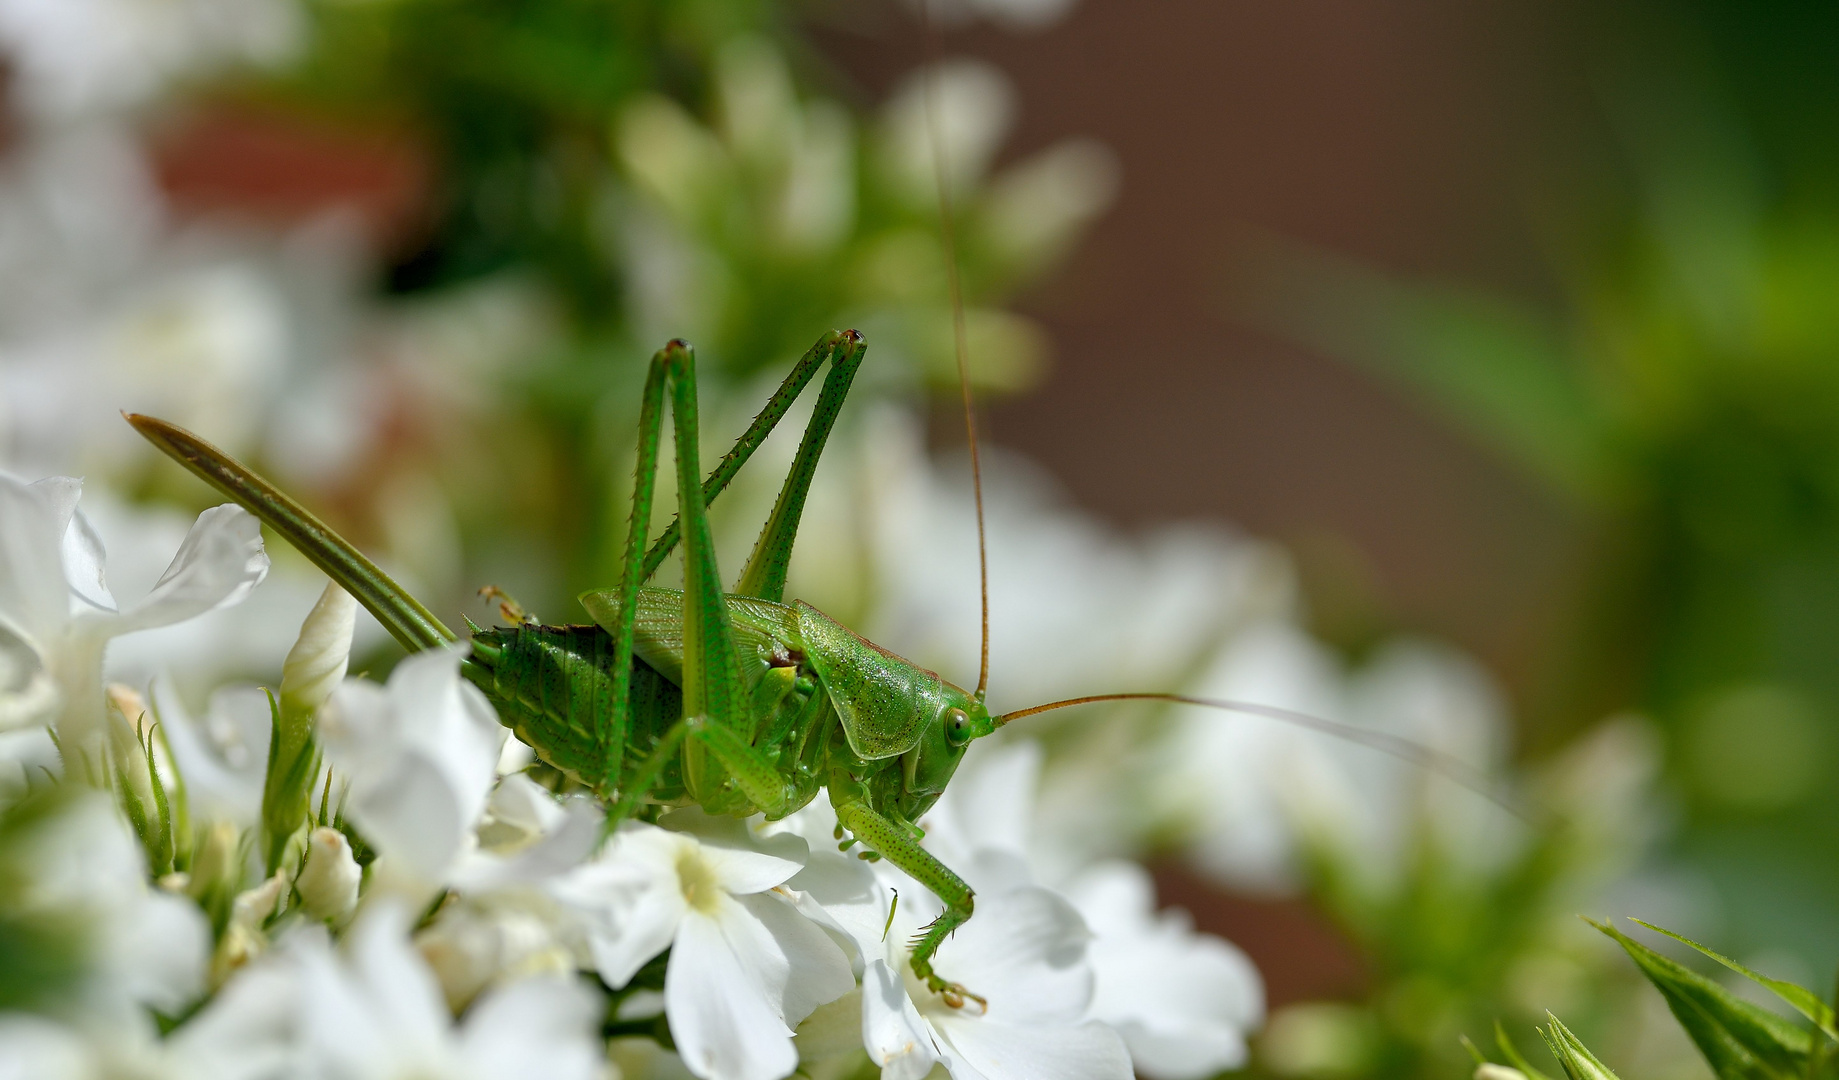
[1066,861,1263,1079]
[860,875,1130,1080]
[291,903,603,1080]
[551,809,853,1080]
[318,646,503,888]
[772,762,1130,1080]
[901,740,1264,1079]
[0,472,268,780]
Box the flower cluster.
[0,468,1263,1080]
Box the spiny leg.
[832,797,981,1008]
[637,329,863,586]
[733,330,866,602]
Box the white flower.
[1161,625,1517,892]
[289,902,603,1080]
[0,472,268,781]
[1065,861,1263,1079]
[893,740,1263,1080]
[317,646,503,887]
[1,789,210,1024]
[552,808,853,1080]
[860,879,1130,1080]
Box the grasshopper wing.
[580,586,802,687]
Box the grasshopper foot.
[930,976,987,1013]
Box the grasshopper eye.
[944,707,971,746]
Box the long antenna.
[997,692,1526,820]
[918,0,992,702]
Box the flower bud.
[105,684,177,874]
[214,868,291,981]
[1476,1065,1528,1080]
[297,826,361,923]
[280,583,357,719]
[263,582,355,873]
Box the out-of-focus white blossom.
[1066,861,1264,1079]
[2,789,210,1024]
[552,809,853,1080]
[905,0,1082,32]
[0,0,301,121]
[1160,624,1519,893]
[318,647,503,888]
[0,472,268,780]
[290,903,603,1080]
[880,60,1017,205]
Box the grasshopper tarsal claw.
[937,982,988,1013]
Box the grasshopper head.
[893,683,997,821]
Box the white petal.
[166,957,301,1080]
[103,504,269,635]
[103,886,211,1014]
[322,648,504,883]
[0,629,59,733]
[0,1014,91,1080]
[934,1016,1132,1080]
[784,848,889,956]
[150,678,264,826]
[932,887,1092,1025]
[344,903,451,1054]
[738,891,854,1025]
[552,848,684,988]
[0,474,80,644]
[659,806,807,893]
[461,976,603,1080]
[666,904,798,1080]
[346,750,474,881]
[862,958,940,1080]
[61,507,116,615]
[451,797,603,892]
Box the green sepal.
[1629,919,1838,1042]
[1590,917,1813,1080]
[1540,1014,1622,1080]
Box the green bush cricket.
[125,325,1514,1010]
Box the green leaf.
[1540,1014,1623,1080]
[1629,919,1838,1041]
[1591,917,1813,1080]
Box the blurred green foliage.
[1234,0,1839,972]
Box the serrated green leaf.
[1541,1014,1622,1080]
[1590,917,1812,1080]
[1629,919,1838,1041]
